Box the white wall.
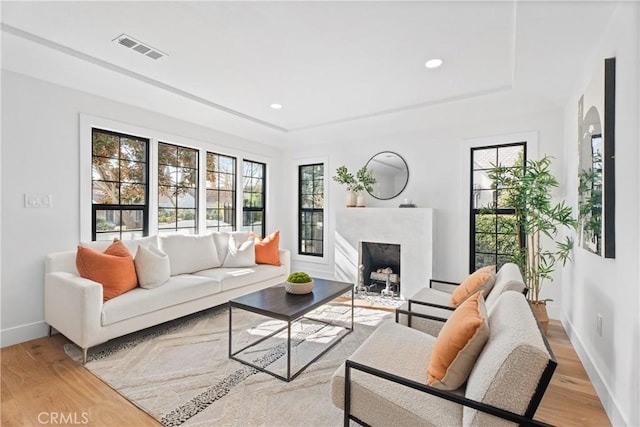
[283,102,566,316]
[0,70,285,346]
[561,3,640,426]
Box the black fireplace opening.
[359,241,401,297]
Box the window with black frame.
[206,152,237,232]
[158,142,199,235]
[470,143,526,272]
[298,163,324,256]
[91,128,149,241]
[242,160,266,237]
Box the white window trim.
[459,131,539,275]
[79,113,271,241]
[292,156,329,265]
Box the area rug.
[351,291,404,308]
[64,304,391,426]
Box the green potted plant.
[488,155,577,331]
[332,165,358,207]
[285,272,314,294]
[353,166,377,207]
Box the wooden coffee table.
[228,278,354,382]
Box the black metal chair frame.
[344,294,557,427]
[396,278,529,328]
[393,279,458,327]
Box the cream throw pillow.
[160,234,222,275]
[135,244,170,289]
[222,235,256,267]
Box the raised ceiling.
[1,1,619,146]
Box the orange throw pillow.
[76,240,138,301]
[250,230,281,266]
[427,292,489,390]
[450,268,496,306]
[477,264,496,274]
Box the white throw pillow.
[222,235,256,268]
[160,234,222,275]
[211,232,230,264]
[134,244,171,289]
[212,231,251,265]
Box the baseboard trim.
[1,320,49,348]
[561,316,628,426]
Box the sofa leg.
[48,325,53,337]
[82,348,88,365]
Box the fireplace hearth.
[359,241,401,297]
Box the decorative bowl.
[285,279,314,295]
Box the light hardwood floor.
[1,320,610,426]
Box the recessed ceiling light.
[270,103,283,110]
[425,58,443,69]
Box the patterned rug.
[351,291,405,308]
[64,303,391,426]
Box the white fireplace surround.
[335,208,433,299]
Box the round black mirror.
[365,151,409,200]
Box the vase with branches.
[488,155,577,306]
[353,166,376,207]
[332,165,358,207]
[333,165,377,207]
[353,166,376,193]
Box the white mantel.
[335,208,433,299]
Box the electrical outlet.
[25,193,52,208]
[596,314,603,337]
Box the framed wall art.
[577,57,615,258]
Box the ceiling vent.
[113,34,167,60]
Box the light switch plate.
[25,193,52,208]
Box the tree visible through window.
[206,152,237,232]
[91,128,149,241]
[158,142,199,235]
[299,164,324,256]
[242,160,266,237]
[470,143,526,272]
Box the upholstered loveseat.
[45,232,290,363]
[331,291,555,426]
[396,263,526,336]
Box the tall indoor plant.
[489,156,577,328]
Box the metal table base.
[228,288,354,382]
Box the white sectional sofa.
[45,232,290,363]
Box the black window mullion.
[207,152,237,233]
[158,142,198,235]
[92,128,149,241]
[298,164,324,257]
[243,160,266,237]
[470,143,525,273]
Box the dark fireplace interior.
[359,241,401,297]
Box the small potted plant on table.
[285,272,314,294]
